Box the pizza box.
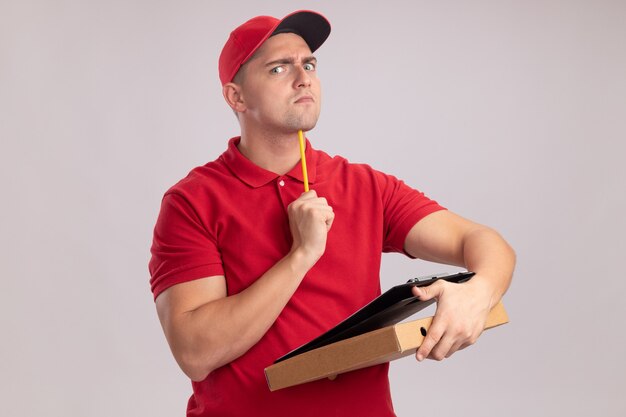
[265,301,508,391]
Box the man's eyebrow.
[264,56,317,67]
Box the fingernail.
[417,354,423,362]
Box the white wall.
[1,1,624,416]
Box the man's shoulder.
[315,149,382,177]
[164,156,230,200]
[314,149,411,198]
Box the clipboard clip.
[406,272,450,284]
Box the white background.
[1,1,625,416]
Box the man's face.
[235,33,321,134]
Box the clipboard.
[274,271,475,363]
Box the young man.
[149,10,515,417]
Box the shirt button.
[279,180,285,187]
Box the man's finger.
[411,280,444,301]
[429,333,456,361]
[416,321,445,361]
[299,190,318,200]
[325,212,335,230]
[444,339,465,359]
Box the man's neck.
[237,131,303,175]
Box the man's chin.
[290,120,318,134]
[297,123,317,133]
[285,113,319,133]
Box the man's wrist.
[465,273,500,310]
[285,247,319,277]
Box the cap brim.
[272,10,331,53]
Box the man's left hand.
[411,278,493,361]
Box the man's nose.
[293,66,312,88]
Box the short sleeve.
[149,192,224,300]
[374,170,446,255]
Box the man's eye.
[303,63,316,71]
[270,66,285,74]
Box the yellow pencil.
[298,130,309,192]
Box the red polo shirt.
[149,137,445,417]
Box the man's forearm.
[461,226,516,308]
[170,249,315,381]
[403,211,516,298]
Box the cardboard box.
[265,301,508,391]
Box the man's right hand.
[287,190,335,267]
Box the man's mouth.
[294,95,315,104]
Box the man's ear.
[222,83,246,114]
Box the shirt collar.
[221,137,318,189]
